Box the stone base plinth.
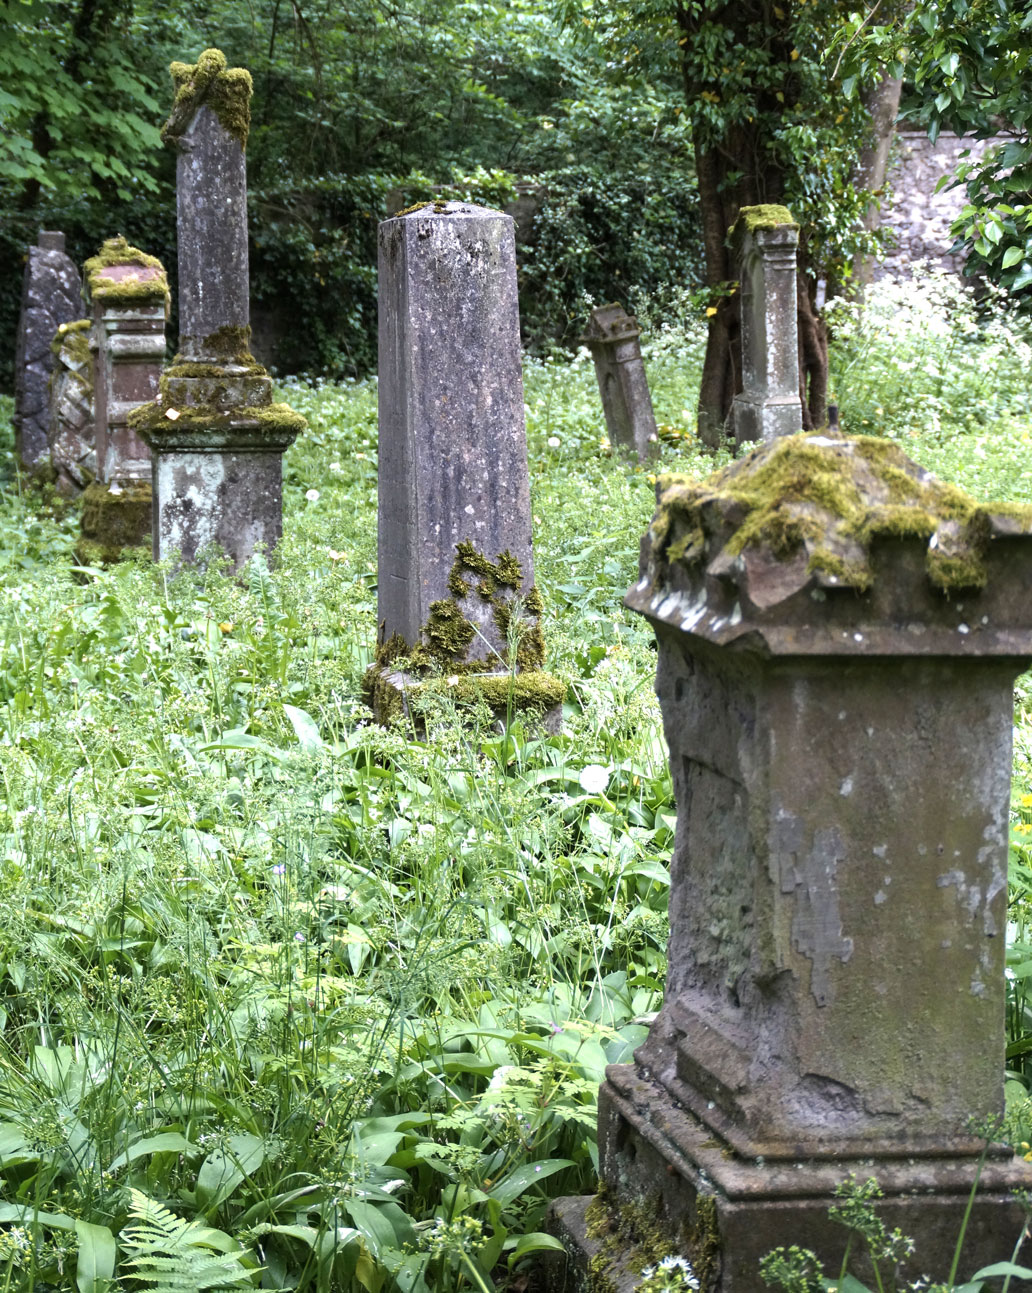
[77,480,152,564]
[365,666,564,733]
[152,450,283,567]
[731,392,803,445]
[546,1066,1032,1291]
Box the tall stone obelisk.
[131,49,304,567]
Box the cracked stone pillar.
[130,49,304,568]
[14,231,82,472]
[731,205,803,447]
[367,201,563,728]
[77,238,168,563]
[582,303,658,462]
[48,320,95,497]
[550,434,1032,1290]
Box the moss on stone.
[183,325,258,367]
[51,318,91,356]
[83,236,169,312]
[424,598,476,657]
[163,48,252,149]
[128,399,305,446]
[79,480,152,562]
[731,203,798,239]
[651,432,998,595]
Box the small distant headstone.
[731,204,803,446]
[366,200,563,728]
[130,49,305,568]
[551,434,1032,1289]
[13,231,82,472]
[48,321,95,496]
[77,237,169,563]
[582,303,658,461]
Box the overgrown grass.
[0,270,1030,1290]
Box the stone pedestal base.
[547,1066,1032,1291]
[152,450,283,567]
[731,391,803,445]
[365,666,564,733]
[77,480,152,564]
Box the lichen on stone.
[83,237,169,313]
[730,203,799,240]
[649,432,997,596]
[78,480,152,564]
[163,48,252,149]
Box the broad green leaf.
[195,1132,266,1209]
[75,1219,116,1293]
[283,703,324,751]
[487,1159,574,1208]
[1002,244,1025,268]
[108,1132,198,1172]
[508,1232,566,1262]
[970,1261,1032,1279]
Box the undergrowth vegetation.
[0,271,1030,1289]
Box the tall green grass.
[0,269,1029,1289]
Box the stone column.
[77,238,168,562]
[130,49,305,568]
[731,205,803,447]
[13,231,82,472]
[551,434,1032,1289]
[48,320,95,497]
[582,303,658,462]
[366,200,563,728]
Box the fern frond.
[120,1188,256,1291]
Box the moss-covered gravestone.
[550,434,1032,1290]
[130,49,305,568]
[77,238,168,563]
[731,205,803,447]
[48,320,95,497]
[366,201,563,728]
[14,231,82,473]
[582,303,658,462]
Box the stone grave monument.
[13,231,82,472]
[550,433,1032,1289]
[582,303,658,462]
[77,237,168,563]
[129,49,305,568]
[365,200,563,728]
[48,320,95,497]
[731,205,803,447]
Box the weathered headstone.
[48,320,95,496]
[731,205,803,447]
[551,434,1032,1289]
[582,303,658,462]
[13,231,82,472]
[77,238,168,563]
[130,49,305,568]
[366,200,563,727]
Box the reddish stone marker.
[131,49,304,568]
[550,435,1032,1289]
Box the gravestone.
[550,434,1032,1289]
[129,49,305,568]
[582,303,658,462]
[366,200,563,727]
[731,205,803,447]
[13,231,82,472]
[48,320,95,496]
[77,238,168,563]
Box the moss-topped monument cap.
[626,432,1032,657]
[83,236,170,312]
[730,203,799,247]
[163,48,252,149]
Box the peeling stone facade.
[549,434,1032,1290]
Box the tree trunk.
[852,74,902,289]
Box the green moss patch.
[164,48,252,149]
[730,203,798,240]
[651,432,999,595]
[83,237,169,312]
[78,480,152,563]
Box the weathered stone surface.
[369,200,561,727]
[582,303,658,462]
[550,434,1032,1289]
[48,320,95,496]
[377,201,536,662]
[13,231,82,471]
[133,49,303,568]
[730,205,803,447]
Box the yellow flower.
[219,621,234,634]
[1021,794,1032,806]
[790,48,800,60]
[706,306,718,317]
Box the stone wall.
[877,129,1009,278]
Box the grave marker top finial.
[162,48,252,149]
